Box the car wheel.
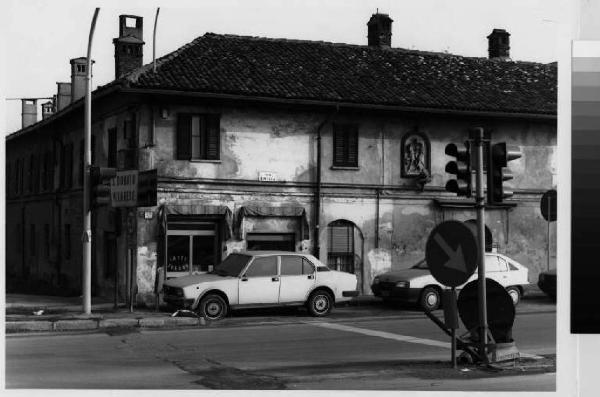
[198,294,228,320]
[307,290,333,317]
[419,286,441,311]
[506,286,521,306]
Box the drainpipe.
[314,106,339,259]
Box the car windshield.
[213,254,252,277]
[411,259,429,270]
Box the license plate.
[381,291,390,297]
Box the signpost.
[541,189,557,271]
[426,220,478,366]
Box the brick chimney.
[367,13,393,48]
[70,57,95,103]
[113,15,144,79]
[21,99,37,128]
[487,29,510,60]
[41,100,54,119]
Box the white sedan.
[371,252,530,311]
[163,251,359,320]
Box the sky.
[1,0,561,134]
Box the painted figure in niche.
[404,135,427,176]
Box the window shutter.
[177,114,192,160]
[329,225,353,253]
[206,114,220,160]
[333,124,345,166]
[347,125,358,166]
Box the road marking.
[307,321,450,348]
[308,321,546,360]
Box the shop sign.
[258,171,278,182]
[111,170,138,207]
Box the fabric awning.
[159,204,233,239]
[236,204,309,240]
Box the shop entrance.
[246,233,295,251]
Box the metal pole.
[152,8,160,73]
[451,287,457,369]
[547,197,551,271]
[83,8,100,315]
[475,128,489,363]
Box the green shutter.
[206,114,220,160]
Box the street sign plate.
[111,170,138,207]
[457,278,516,343]
[540,189,557,222]
[425,220,478,287]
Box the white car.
[371,252,529,311]
[163,251,359,320]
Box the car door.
[238,255,280,305]
[278,255,316,303]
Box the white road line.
[307,321,546,360]
[307,321,450,348]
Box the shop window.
[176,114,220,161]
[245,256,278,277]
[246,233,295,252]
[166,220,220,277]
[332,123,358,167]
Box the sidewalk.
[4,289,555,334]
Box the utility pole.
[83,8,100,314]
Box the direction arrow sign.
[425,220,478,287]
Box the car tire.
[506,286,521,306]
[307,290,333,317]
[419,286,441,311]
[198,294,229,320]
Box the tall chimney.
[21,99,38,128]
[113,15,145,78]
[41,101,54,120]
[487,29,510,60]
[70,57,94,102]
[367,13,393,48]
[56,82,72,111]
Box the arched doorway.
[326,219,364,292]
[464,219,493,252]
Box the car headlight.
[395,281,410,288]
[373,277,380,285]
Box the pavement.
[4,287,555,334]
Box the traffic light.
[445,141,472,197]
[90,166,116,208]
[488,142,522,203]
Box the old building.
[5,13,556,306]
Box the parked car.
[371,252,529,311]
[537,268,556,299]
[163,251,359,320]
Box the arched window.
[327,220,363,275]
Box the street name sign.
[111,170,138,207]
[425,220,478,287]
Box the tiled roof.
[123,33,556,115]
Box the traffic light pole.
[83,8,99,315]
[474,128,490,363]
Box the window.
[30,224,36,255]
[281,256,314,276]
[64,224,71,260]
[28,154,34,193]
[177,114,220,161]
[108,128,117,167]
[46,151,54,191]
[65,143,73,189]
[33,154,40,194]
[245,256,278,277]
[79,140,84,186]
[333,123,358,167]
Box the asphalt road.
[5,302,556,391]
